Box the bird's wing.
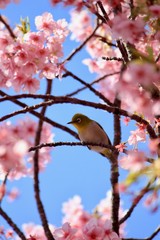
[95,121,112,146]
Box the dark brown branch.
[33,79,54,240]
[83,1,107,23]
[62,23,100,64]
[123,226,160,240]
[28,141,116,152]
[0,207,26,240]
[117,40,130,63]
[0,90,78,139]
[94,35,117,47]
[64,69,114,106]
[111,98,121,235]
[119,182,151,225]
[0,94,156,139]
[0,15,16,39]
[147,227,160,240]
[102,56,123,62]
[0,172,9,205]
[65,71,120,97]
[96,1,112,26]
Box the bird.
[67,113,114,162]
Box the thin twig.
[83,1,107,23]
[64,69,114,106]
[0,172,9,205]
[62,23,101,64]
[94,35,117,47]
[65,71,120,97]
[0,207,26,240]
[102,56,123,62]
[119,181,151,225]
[33,79,54,240]
[96,1,112,27]
[0,15,16,39]
[123,226,160,240]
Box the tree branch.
[64,69,116,106]
[119,181,151,225]
[0,94,156,139]
[62,23,101,64]
[0,172,9,205]
[28,141,116,153]
[0,207,26,240]
[0,15,16,39]
[33,79,54,240]
[123,226,160,240]
[65,71,120,97]
[0,90,78,139]
[110,98,121,234]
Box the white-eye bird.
[68,113,114,161]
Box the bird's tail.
[101,148,115,162]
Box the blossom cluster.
[0,12,68,93]
[0,192,126,239]
[66,1,160,120]
[0,118,54,180]
[0,0,19,9]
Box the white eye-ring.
[77,118,81,123]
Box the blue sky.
[0,1,159,239]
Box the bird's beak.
[67,121,72,124]
[67,120,77,124]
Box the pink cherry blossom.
[69,10,93,41]
[7,187,19,202]
[53,222,77,240]
[0,0,19,9]
[143,191,159,212]
[122,62,159,87]
[128,127,146,146]
[149,138,160,155]
[0,12,68,93]
[115,143,126,152]
[112,14,145,44]
[35,12,56,36]
[119,151,146,171]
[5,229,14,239]
[103,220,121,240]
[82,218,104,240]
[22,223,55,240]
[123,117,130,126]
[149,5,160,17]
[0,118,53,180]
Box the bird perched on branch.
[68,113,114,162]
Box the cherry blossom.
[0,118,54,180]
[0,12,68,93]
[119,151,146,172]
[7,187,19,202]
[53,222,77,240]
[69,10,93,41]
[111,14,145,44]
[128,128,146,146]
[0,0,19,9]
[115,143,126,152]
[22,223,55,240]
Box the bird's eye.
[77,118,81,123]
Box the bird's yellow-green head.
[67,113,92,131]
